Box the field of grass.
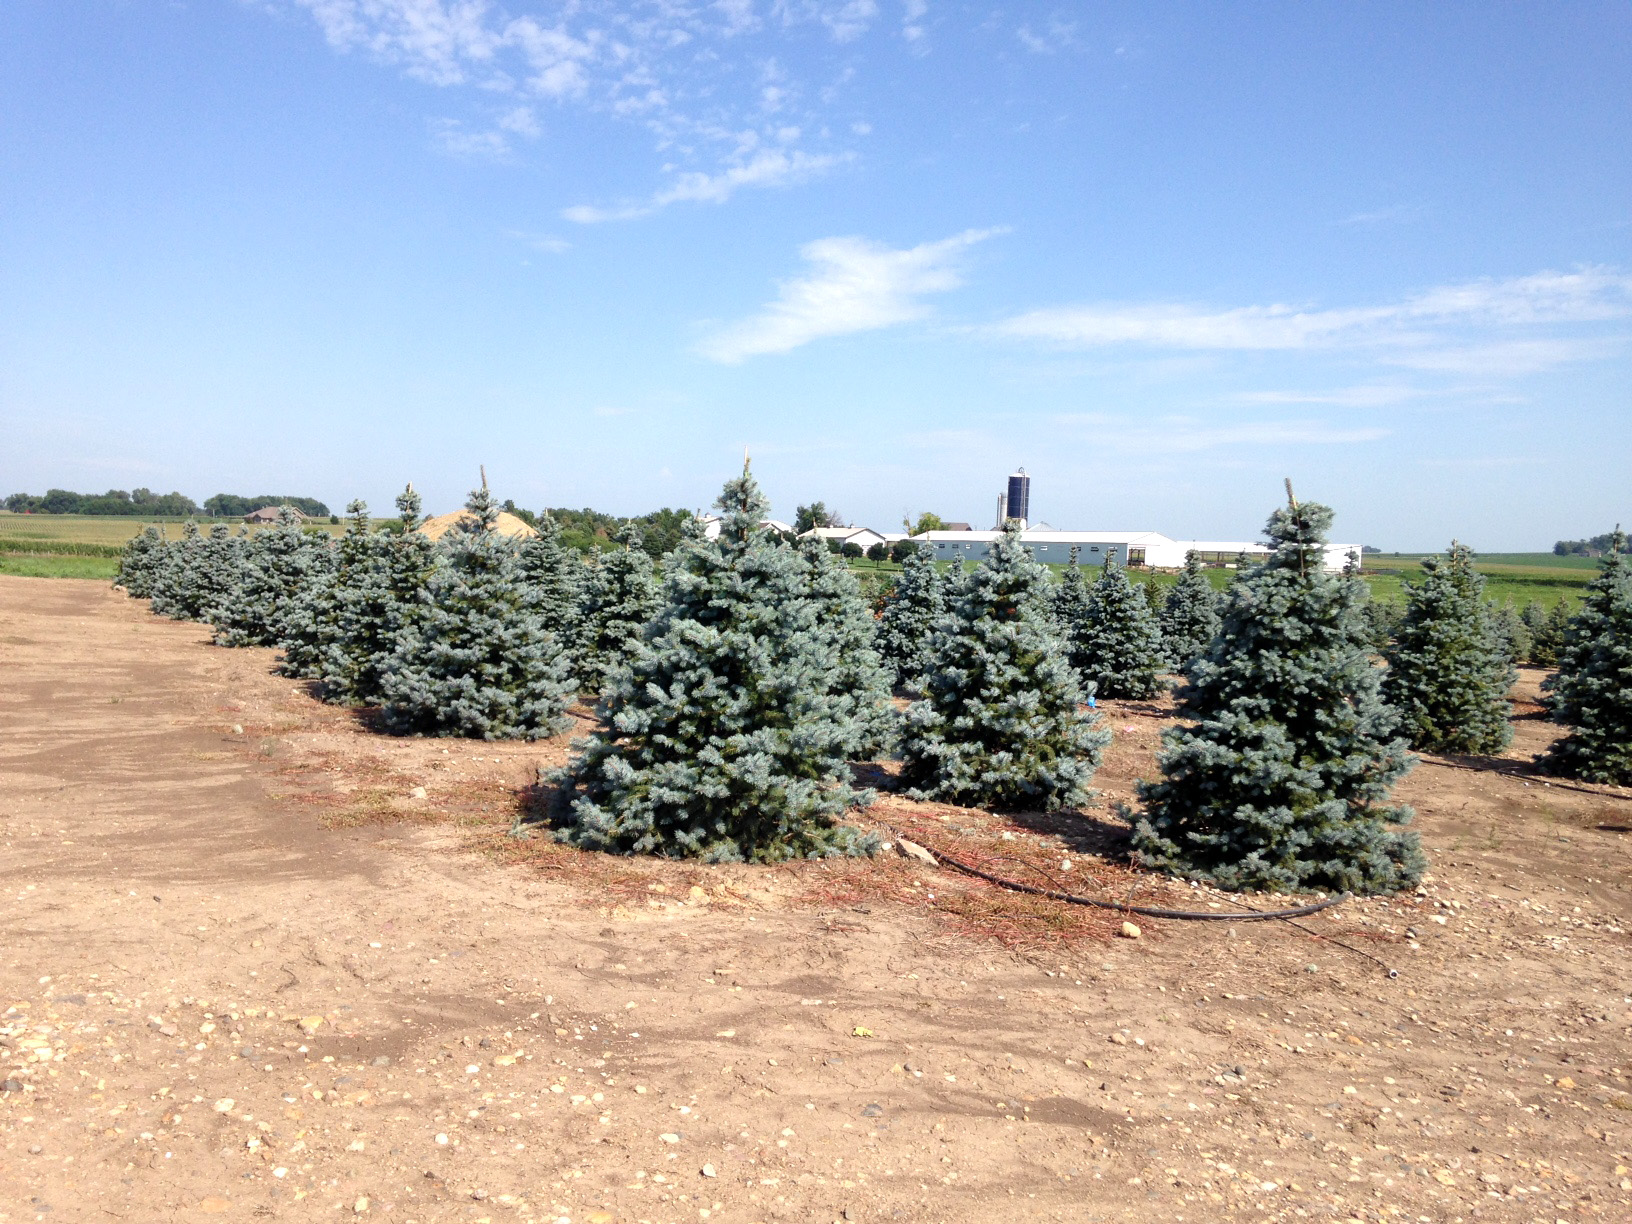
[0,554,120,580]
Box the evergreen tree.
[1541,529,1632,783]
[323,486,441,705]
[380,485,573,739]
[149,521,207,621]
[1050,547,1093,675]
[1527,599,1573,667]
[1489,598,1532,665]
[115,525,168,597]
[1064,549,1169,699]
[874,543,945,688]
[898,524,1108,810]
[214,507,334,647]
[279,500,377,682]
[547,465,884,861]
[1358,599,1403,653]
[798,535,896,759]
[518,512,583,644]
[1131,485,1424,895]
[1160,551,1222,672]
[1382,542,1515,754]
[574,525,661,693]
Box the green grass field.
[0,513,1605,605]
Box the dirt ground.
[4,575,1632,1224]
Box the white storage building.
[913,529,1358,572]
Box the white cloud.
[992,267,1632,371]
[1383,337,1622,376]
[429,117,510,160]
[283,1,886,204]
[699,228,1003,363]
[564,149,848,222]
[902,0,927,43]
[1057,415,1389,453]
[1233,385,1424,408]
[508,230,571,253]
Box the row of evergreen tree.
[116,475,1632,892]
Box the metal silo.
[1005,469,1031,526]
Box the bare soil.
[3,574,1632,1224]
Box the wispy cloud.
[1016,15,1081,55]
[992,266,1632,373]
[430,117,512,160]
[563,149,849,223]
[1057,414,1389,453]
[1233,384,1424,408]
[699,228,1003,363]
[508,229,571,254]
[284,1,890,210]
[1339,204,1420,226]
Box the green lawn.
[0,554,120,580]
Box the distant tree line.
[1555,532,1631,557]
[500,501,696,559]
[4,488,333,518]
[203,493,332,518]
[5,488,201,516]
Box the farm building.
[913,529,1358,572]
[800,526,888,552]
[697,515,794,540]
[244,505,302,525]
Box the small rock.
[1119,921,1142,939]
[29,1144,43,1154]
[478,1037,491,1049]
[372,1056,391,1067]
[232,725,243,735]
[1,1079,24,1093]
[239,1046,256,1059]
[1060,860,1073,871]
[298,1016,324,1035]
[895,838,937,866]
[689,885,708,902]
[659,1133,680,1144]
[700,1163,716,1178]
[213,1098,236,1114]
[861,1103,883,1117]
[410,786,427,800]
[200,1196,231,1214]
[1304,963,1319,974]
[1108,1033,1129,1045]
[353,1197,370,1214]
[158,1024,178,1038]
[471,1189,488,1201]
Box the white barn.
[913,529,1358,572]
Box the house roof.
[245,506,303,523]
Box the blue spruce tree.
[898,524,1108,810]
[1050,547,1094,689]
[1541,528,1632,783]
[115,525,168,598]
[798,535,896,759]
[279,500,379,682]
[1065,549,1169,700]
[148,521,204,620]
[1131,485,1424,894]
[1160,551,1222,672]
[518,511,583,647]
[547,465,883,861]
[380,485,573,739]
[573,525,661,693]
[1382,542,1515,754]
[215,507,335,648]
[875,544,945,690]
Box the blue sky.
[1,1,1627,549]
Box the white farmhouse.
[801,526,889,552]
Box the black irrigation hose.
[870,819,1350,923]
[1420,758,1632,803]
